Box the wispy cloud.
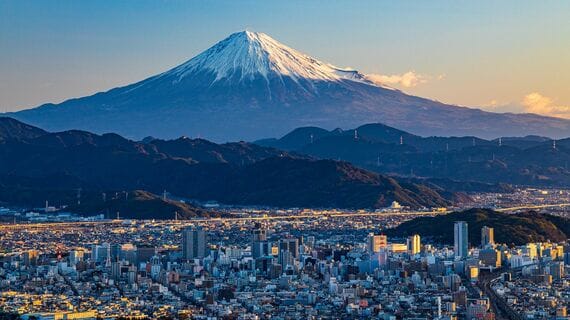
[366,71,427,88]
[483,93,570,118]
[522,92,570,119]
[365,71,443,88]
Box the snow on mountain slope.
[166,31,374,87]
[7,30,570,141]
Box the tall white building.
[454,222,468,259]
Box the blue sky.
[1,1,569,117]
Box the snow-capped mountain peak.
[167,30,373,85]
[12,30,570,142]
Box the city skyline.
[1,2,569,319]
[1,204,567,319]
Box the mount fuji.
[8,31,570,141]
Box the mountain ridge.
[6,31,570,141]
[0,117,452,211]
[256,122,570,187]
[65,190,218,220]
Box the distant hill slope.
[257,123,570,187]
[0,116,47,142]
[387,208,569,246]
[0,118,452,211]
[65,190,217,220]
[214,157,449,208]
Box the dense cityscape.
[0,188,568,319]
[2,2,570,319]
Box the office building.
[480,248,501,268]
[252,223,271,259]
[454,222,469,259]
[278,238,299,267]
[407,234,421,255]
[481,226,494,247]
[136,245,156,265]
[550,262,565,280]
[252,222,267,242]
[69,250,84,265]
[23,250,39,267]
[120,244,137,264]
[91,243,111,263]
[110,244,121,261]
[182,227,207,260]
[367,233,387,254]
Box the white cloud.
[522,92,570,119]
[366,71,429,88]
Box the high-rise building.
[278,249,294,267]
[550,262,565,280]
[252,239,271,259]
[110,244,121,261]
[407,234,421,255]
[91,243,111,263]
[367,233,388,254]
[305,236,316,249]
[481,226,494,247]
[278,238,299,267]
[252,222,267,242]
[252,223,271,259]
[23,250,39,267]
[480,248,501,268]
[137,245,156,265]
[182,227,207,260]
[120,244,137,264]
[69,250,84,265]
[90,244,99,262]
[524,243,538,259]
[111,261,121,280]
[127,265,137,284]
[454,222,469,259]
